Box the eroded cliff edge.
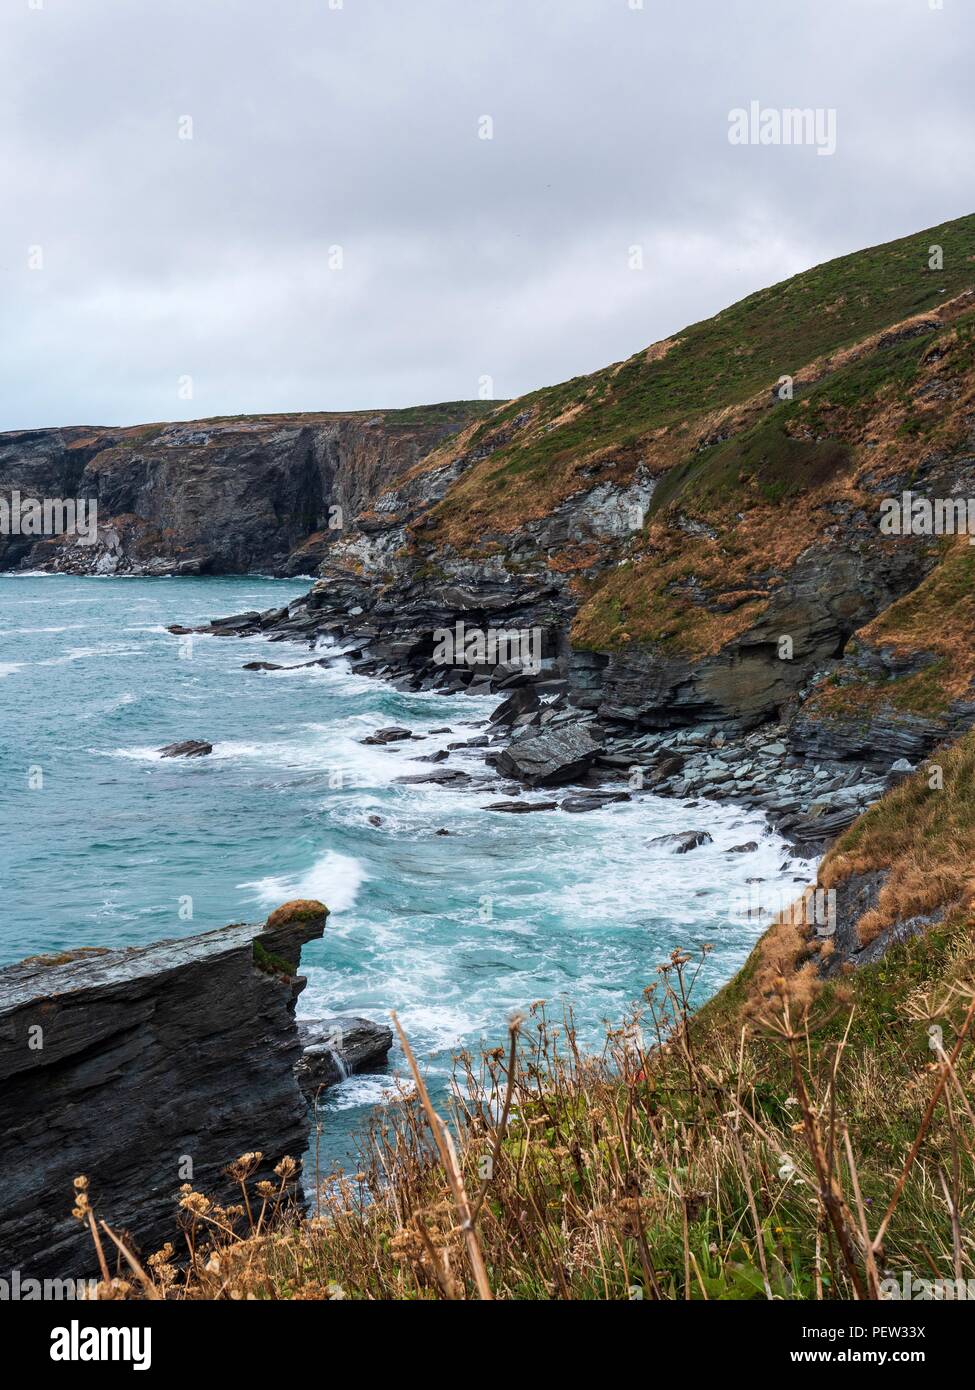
[0,901,327,1279]
[0,403,493,576]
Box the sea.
[0,572,813,1170]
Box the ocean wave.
[240,848,365,914]
[40,644,142,666]
[100,692,139,715]
[7,624,84,634]
[0,570,65,579]
[104,745,165,761]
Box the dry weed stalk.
[72,946,975,1301]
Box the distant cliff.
[0,902,327,1279]
[0,402,493,577]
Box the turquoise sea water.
[0,574,812,1169]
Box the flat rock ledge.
[0,901,327,1280]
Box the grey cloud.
[0,0,972,429]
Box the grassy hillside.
[573,299,975,660]
[415,215,975,550]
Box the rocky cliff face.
[173,216,975,872]
[0,902,327,1279]
[226,216,975,783]
[0,403,492,577]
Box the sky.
[0,0,972,431]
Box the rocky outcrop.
[0,902,327,1279]
[0,406,488,576]
[159,739,213,758]
[590,539,938,733]
[495,724,603,787]
[789,699,975,765]
[800,865,946,978]
[295,1017,394,1097]
[647,830,713,854]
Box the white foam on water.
[39,644,142,666]
[0,662,24,678]
[241,848,365,914]
[313,1073,411,1112]
[100,692,139,715]
[104,745,165,762]
[6,624,83,634]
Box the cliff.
[0,402,493,577]
[0,901,327,1279]
[229,214,975,784]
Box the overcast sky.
[0,0,971,431]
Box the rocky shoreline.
[177,593,920,862]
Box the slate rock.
[159,739,212,758]
[295,1016,393,1096]
[647,830,713,853]
[560,791,632,813]
[0,903,328,1278]
[485,800,558,813]
[361,726,413,745]
[496,724,602,787]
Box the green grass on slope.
[378,400,502,428]
[647,320,948,519]
[480,214,975,484]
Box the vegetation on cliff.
[82,751,975,1300]
[414,214,975,550]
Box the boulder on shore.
[647,830,713,854]
[490,685,540,727]
[485,800,558,814]
[496,724,603,787]
[560,790,632,813]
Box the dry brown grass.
[821,733,975,945]
[74,929,975,1301]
